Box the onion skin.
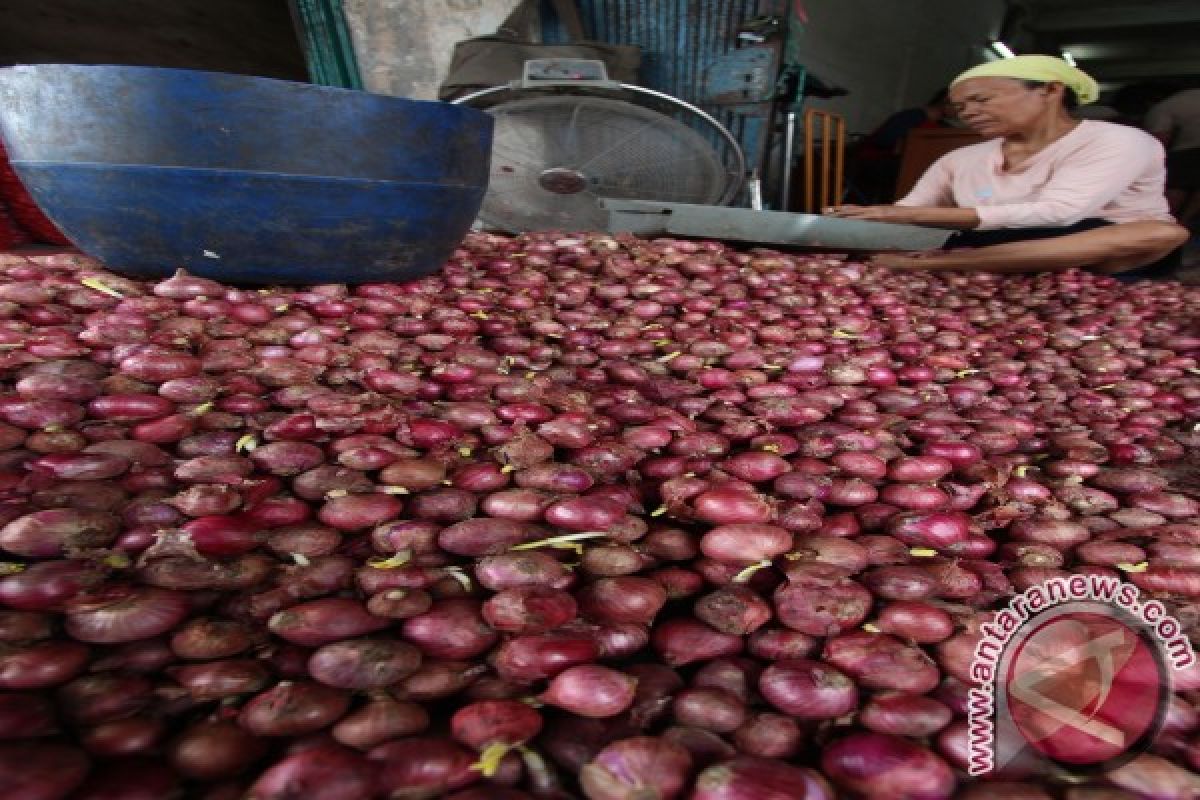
[333,693,430,750]
[580,736,693,800]
[79,715,165,758]
[0,509,120,558]
[307,639,422,689]
[774,566,872,636]
[1104,754,1200,799]
[239,681,352,737]
[65,585,189,643]
[700,524,792,564]
[491,631,599,683]
[695,586,773,635]
[662,725,737,769]
[451,698,542,759]
[673,687,746,733]
[268,598,391,647]
[692,756,835,800]
[399,659,486,702]
[541,665,638,718]
[748,627,817,661]
[876,600,955,643]
[402,598,498,660]
[860,691,953,737]
[437,518,534,556]
[0,741,91,800]
[651,619,744,667]
[475,551,573,591]
[822,732,956,799]
[169,720,268,781]
[733,712,804,759]
[759,659,858,720]
[71,757,180,800]
[577,576,666,626]
[0,692,58,739]
[247,746,380,800]
[0,640,91,689]
[483,586,578,633]
[886,511,971,550]
[171,617,255,660]
[369,737,480,798]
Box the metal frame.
[452,82,747,206]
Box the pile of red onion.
[0,235,1196,799]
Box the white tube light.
[990,40,1016,59]
[1061,50,1076,66]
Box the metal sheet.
[601,199,954,251]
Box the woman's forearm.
[900,206,982,229]
[874,220,1188,274]
[828,204,981,229]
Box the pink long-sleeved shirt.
[895,120,1172,230]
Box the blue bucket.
[0,65,493,285]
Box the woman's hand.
[869,251,947,270]
[825,205,982,230]
[823,204,919,223]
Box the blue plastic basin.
[0,65,493,285]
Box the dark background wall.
[0,0,309,80]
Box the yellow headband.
[951,55,1099,105]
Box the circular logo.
[1003,607,1168,768]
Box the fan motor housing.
[452,63,744,233]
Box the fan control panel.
[520,59,613,86]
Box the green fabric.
[952,55,1099,105]
[292,0,363,89]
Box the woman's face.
[948,77,1063,137]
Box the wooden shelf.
[894,127,986,200]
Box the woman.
[828,55,1188,277]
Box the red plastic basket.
[0,198,31,249]
[0,139,71,246]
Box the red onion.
[822,732,955,798]
[247,745,380,800]
[238,681,351,737]
[403,598,498,660]
[0,509,120,558]
[0,741,91,799]
[673,687,746,733]
[774,565,871,636]
[578,576,666,625]
[694,585,772,635]
[540,665,637,717]
[759,659,858,719]
[369,737,480,796]
[652,619,744,667]
[886,510,971,550]
[860,691,953,737]
[733,712,804,759]
[700,523,792,564]
[692,756,834,800]
[332,693,430,749]
[169,658,271,700]
[483,586,577,633]
[65,585,189,643]
[580,736,693,800]
[876,600,955,643]
[307,638,422,689]
[0,639,90,689]
[0,223,1195,800]
[268,598,391,647]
